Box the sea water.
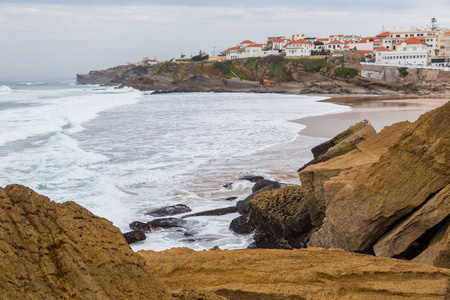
[0,81,351,251]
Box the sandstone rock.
[181,206,237,219]
[308,102,450,253]
[413,218,450,269]
[0,184,171,299]
[373,184,450,258]
[145,204,192,217]
[249,186,312,249]
[123,230,146,244]
[140,247,450,299]
[251,179,281,193]
[299,121,409,227]
[236,185,279,215]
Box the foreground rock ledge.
[0,184,171,299]
[140,247,450,299]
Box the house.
[285,39,312,57]
[239,40,255,48]
[342,34,362,42]
[436,29,450,57]
[225,46,245,60]
[267,38,290,50]
[382,28,436,51]
[326,40,346,52]
[138,57,159,65]
[243,44,266,57]
[329,35,344,42]
[375,37,428,66]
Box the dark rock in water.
[222,182,233,189]
[225,196,238,201]
[129,221,152,232]
[181,206,238,219]
[252,179,281,193]
[180,235,221,243]
[184,229,200,237]
[239,175,265,182]
[230,213,254,234]
[149,217,188,228]
[236,185,278,215]
[123,230,146,244]
[145,204,192,217]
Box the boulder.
[229,214,254,234]
[225,196,238,201]
[308,102,450,253]
[149,217,188,228]
[181,206,237,219]
[0,184,171,299]
[123,230,146,244]
[145,204,192,217]
[129,221,152,232]
[249,186,313,249]
[239,175,265,182]
[251,179,281,193]
[236,185,279,215]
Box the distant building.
[375,37,428,66]
[326,40,345,52]
[138,57,159,66]
[285,39,312,57]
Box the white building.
[382,29,436,51]
[267,38,290,50]
[375,37,428,66]
[285,39,312,57]
[326,40,345,52]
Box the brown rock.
[308,102,450,253]
[123,230,146,244]
[373,184,450,258]
[413,218,450,269]
[140,247,450,299]
[0,185,171,299]
[249,186,312,249]
[299,121,409,227]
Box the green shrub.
[398,67,409,77]
[335,67,358,78]
[299,59,327,72]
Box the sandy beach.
[296,94,450,138]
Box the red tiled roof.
[246,44,265,48]
[240,40,254,44]
[269,38,288,43]
[376,31,391,37]
[376,46,391,52]
[328,40,345,45]
[400,37,428,45]
[317,38,329,42]
[228,46,242,51]
[289,39,310,44]
[445,31,450,35]
[357,50,373,54]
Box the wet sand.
[295,95,449,138]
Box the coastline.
[295,94,449,138]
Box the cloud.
[0,2,449,80]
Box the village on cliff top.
[140,20,450,74]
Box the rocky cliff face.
[0,184,171,299]
[249,101,450,268]
[140,247,450,299]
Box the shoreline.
[294,94,449,138]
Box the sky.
[0,0,449,81]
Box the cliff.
[0,184,171,299]
[249,101,450,269]
[76,55,448,95]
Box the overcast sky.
[0,0,449,81]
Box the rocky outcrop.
[140,247,450,299]
[308,101,450,253]
[299,120,409,227]
[0,184,171,299]
[145,204,192,217]
[249,186,312,249]
[76,64,149,85]
[248,101,449,268]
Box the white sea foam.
[0,85,12,92]
[0,86,352,251]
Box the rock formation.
[140,247,450,299]
[0,184,171,299]
[248,101,450,268]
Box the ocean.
[0,81,351,251]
